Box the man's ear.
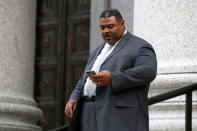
[120,20,124,26]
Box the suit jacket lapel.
[101,32,131,66]
[86,43,105,70]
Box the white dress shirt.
[83,30,127,97]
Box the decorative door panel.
[35,65,59,129]
[35,0,65,130]
[36,23,62,59]
[65,0,90,123]
[37,0,62,19]
[35,0,90,130]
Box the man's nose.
[103,28,110,33]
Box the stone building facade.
[90,0,197,130]
[0,0,196,130]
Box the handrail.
[148,83,197,131]
[48,125,68,131]
[49,83,197,131]
[148,83,197,105]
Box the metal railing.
[48,125,68,131]
[148,83,197,131]
[49,83,197,131]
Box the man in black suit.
[65,8,157,131]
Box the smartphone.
[85,70,96,76]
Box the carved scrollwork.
[40,77,49,90]
[41,38,50,49]
[37,117,48,129]
[80,31,89,44]
[79,0,90,5]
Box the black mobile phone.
[85,70,96,76]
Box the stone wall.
[90,0,197,130]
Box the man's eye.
[108,25,114,28]
[100,26,105,30]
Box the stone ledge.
[0,123,41,131]
[150,73,197,92]
[150,119,197,131]
[0,95,37,106]
[0,102,43,131]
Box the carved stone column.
[133,0,197,130]
[0,0,43,130]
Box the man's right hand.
[65,100,77,118]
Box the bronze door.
[35,0,90,130]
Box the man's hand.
[90,70,112,86]
[65,100,77,118]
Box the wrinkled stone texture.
[0,0,42,130]
[133,0,197,130]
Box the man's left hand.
[89,70,112,86]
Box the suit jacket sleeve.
[110,44,157,92]
[69,79,83,101]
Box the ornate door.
[65,0,90,123]
[35,0,90,130]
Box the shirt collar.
[106,30,127,46]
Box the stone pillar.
[110,0,134,33]
[0,0,43,131]
[133,0,197,130]
[90,0,108,52]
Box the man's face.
[99,16,125,45]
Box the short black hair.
[99,8,123,22]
